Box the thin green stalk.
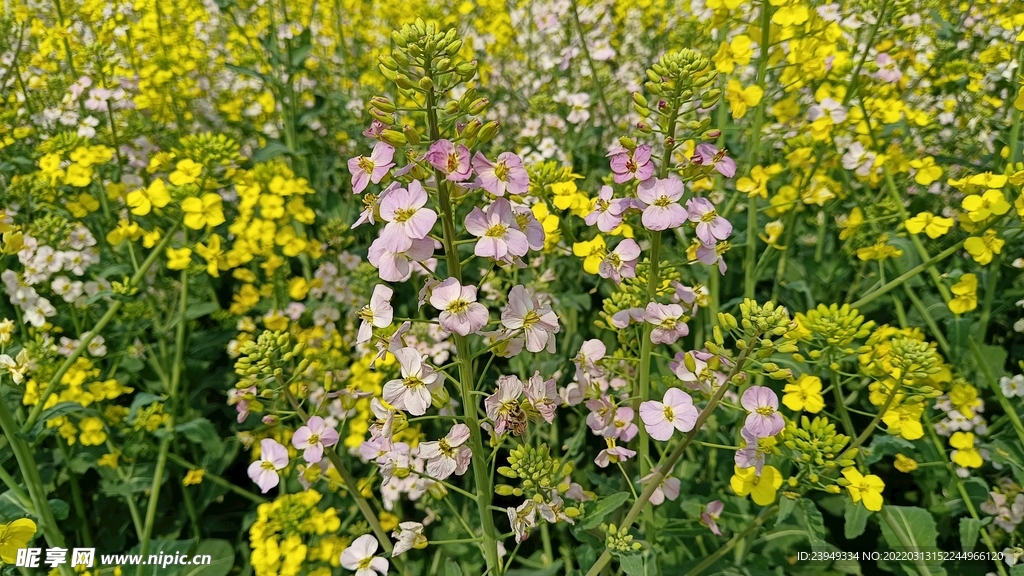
[22,221,181,433]
[165,452,268,504]
[683,504,779,576]
[568,0,613,129]
[922,413,1008,576]
[1008,46,1023,166]
[0,462,32,509]
[848,377,901,452]
[743,0,773,300]
[586,339,757,576]
[425,66,501,575]
[136,268,189,575]
[0,388,75,576]
[849,240,963,308]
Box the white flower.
[24,297,56,327]
[418,423,472,480]
[382,347,441,416]
[391,521,426,557]
[340,534,389,576]
[1000,375,1024,398]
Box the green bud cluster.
[597,264,682,334]
[885,336,943,383]
[496,444,573,498]
[635,49,718,139]
[784,416,857,470]
[174,133,242,176]
[603,524,642,553]
[793,303,874,352]
[234,330,304,386]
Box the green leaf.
[126,539,195,576]
[443,558,463,576]
[975,343,1008,380]
[27,402,86,440]
[616,553,643,576]
[844,499,871,540]
[863,435,915,466]
[775,497,797,528]
[48,499,69,521]
[879,506,945,576]
[575,545,596,573]
[958,517,982,552]
[0,491,32,521]
[185,301,219,320]
[945,317,972,365]
[175,419,225,460]
[581,492,631,530]
[252,141,293,163]
[1011,566,1024,576]
[796,498,826,548]
[182,539,234,576]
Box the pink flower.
[599,239,640,284]
[525,371,558,424]
[608,407,638,441]
[292,416,340,463]
[875,53,902,83]
[595,440,636,467]
[586,395,617,435]
[641,470,682,506]
[383,347,441,416]
[692,144,736,178]
[485,375,526,435]
[368,397,396,440]
[368,236,434,282]
[340,534,389,576]
[352,183,397,229]
[701,500,724,536]
[429,278,489,336]
[418,423,472,480]
[640,388,699,441]
[585,186,630,232]
[426,139,472,181]
[645,303,689,345]
[637,177,687,231]
[735,428,766,474]
[465,199,529,261]
[501,285,560,353]
[348,142,395,194]
[362,120,387,138]
[247,438,289,493]
[379,181,438,251]
[357,284,394,344]
[671,350,726,394]
[573,339,606,384]
[609,144,654,183]
[695,240,729,274]
[686,197,732,246]
[513,206,546,251]
[473,152,529,196]
[741,386,785,438]
[610,307,645,328]
[508,501,537,543]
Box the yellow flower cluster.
[249,491,344,576]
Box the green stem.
[22,221,181,433]
[586,339,757,576]
[0,462,33,509]
[164,452,268,504]
[0,386,74,576]
[683,504,780,576]
[425,66,501,575]
[568,0,613,129]
[878,508,934,576]
[849,240,963,308]
[743,0,773,300]
[136,268,188,575]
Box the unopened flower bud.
[477,120,500,144]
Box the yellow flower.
[838,207,863,240]
[98,453,120,468]
[64,163,93,187]
[948,273,978,315]
[881,401,924,440]
[894,454,918,473]
[67,193,100,217]
[531,203,560,251]
[730,465,782,506]
[963,230,1003,265]
[195,235,227,277]
[182,194,226,230]
[0,518,37,564]
[948,382,983,420]
[736,164,782,199]
[841,467,885,511]
[106,220,143,245]
[772,1,809,27]
[760,220,785,246]
[79,416,107,446]
[782,375,825,413]
[127,179,171,216]
[169,159,203,186]
[288,277,309,300]
[855,237,903,261]
[379,511,399,532]
[962,189,1011,222]
[184,469,205,485]
[904,212,954,239]
[950,431,983,468]
[572,235,606,275]
[726,79,764,120]
[166,247,193,270]
[909,157,943,186]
